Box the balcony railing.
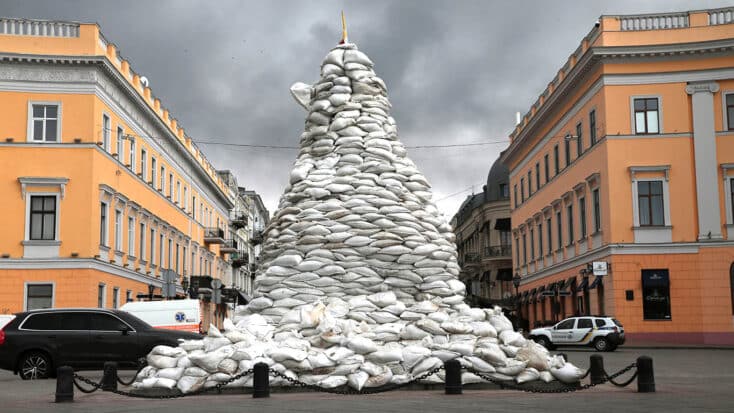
[0,18,80,37]
[484,245,512,258]
[204,227,225,244]
[230,251,249,268]
[620,13,689,31]
[220,239,238,253]
[709,9,733,25]
[463,253,481,265]
[231,214,248,230]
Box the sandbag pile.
[134,41,586,392]
[134,304,582,393]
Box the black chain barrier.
[464,362,637,393]
[268,366,444,395]
[117,361,149,386]
[72,369,254,399]
[69,361,639,399]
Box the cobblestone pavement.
[1,348,733,413]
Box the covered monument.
[133,18,584,393]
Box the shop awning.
[528,288,538,301]
[562,276,576,292]
[576,277,589,291]
[521,291,529,303]
[589,276,604,290]
[496,268,513,281]
[494,218,511,231]
[642,270,669,287]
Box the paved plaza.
[1,348,733,413]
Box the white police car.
[528,316,625,351]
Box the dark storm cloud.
[3,0,731,216]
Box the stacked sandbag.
[134,41,584,392]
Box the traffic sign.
[161,269,178,298]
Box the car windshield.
[612,318,623,327]
[115,310,154,331]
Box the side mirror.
[121,326,131,335]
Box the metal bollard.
[636,356,655,393]
[444,359,462,395]
[252,362,270,398]
[55,366,74,403]
[102,362,118,391]
[589,354,605,385]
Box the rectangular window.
[176,181,181,205]
[579,197,587,238]
[169,173,174,198]
[543,154,549,184]
[641,269,671,320]
[125,290,132,304]
[513,185,518,208]
[160,234,165,268]
[522,233,527,265]
[564,137,570,167]
[102,114,110,151]
[114,210,122,251]
[500,230,511,246]
[26,284,53,310]
[127,217,135,255]
[183,246,187,275]
[589,110,597,145]
[151,157,157,186]
[140,149,147,181]
[499,184,509,198]
[530,228,535,260]
[150,228,156,265]
[576,122,583,156]
[31,104,59,142]
[175,243,180,273]
[139,222,146,259]
[520,178,525,202]
[98,283,106,308]
[129,139,136,172]
[537,223,543,259]
[527,171,532,195]
[546,217,552,254]
[566,204,574,245]
[183,187,188,211]
[116,126,124,159]
[168,239,173,271]
[192,196,197,217]
[556,211,562,249]
[727,94,734,131]
[191,251,195,275]
[638,181,664,226]
[29,195,56,240]
[112,287,119,309]
[515,238,520,266]
[553,144,559,175]
[100,202,108,246]
[160,166,166,191]
[593,188,601,232]
[634,98,659,134]
[535,162,540,190]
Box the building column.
[686,81,723,241]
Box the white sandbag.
[550,362,585,384]
[347,371,369,391]
[497,359,527,376]
[447,343,474,356]
[470,322,497,338]
[179,339,204,352]
[366,350,404,363]
[500,345,519,358]
[539,371,555,383]
[515,341,550,371]
[177,357,192,369]
[499,330,527,347]
[488,313,514,333]
[441,321,473,334]
[346,336,378,354]
[177,375,206,393]
[474,344,508,366]
[203,337,231,352]
[155,367,184,381]
[319,375,348,388]
[146,355,179,369]
[207,324,223,338]
[151,345,186,358]
[366,291,397,307]
[183,367,209,377]
[151,377,177,389]
[516,368,540,384]
[268,348,308,362]
[464,356,496,373]
[416,318,446,335]
[411,356,443,376]
[364,367,393,388]
[218,358,239,375]
[400,324,430,340]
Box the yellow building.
[502,7,734,344]
[0,18,236,318]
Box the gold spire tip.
[340,11,349,44]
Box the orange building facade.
[0,19,236,319]
[501,8,734,344]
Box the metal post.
[252,362,270,398]
[636,356,655,393]
[102,361,118,391]
[55,366,74,403]
[444,359,462,395]
[589,354,605,385]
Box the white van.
[120,299,201,334]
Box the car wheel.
[535,336,553,349]
[19,351,51,380]
[593,337,610,352]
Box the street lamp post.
[512,272,522,331]
[147,284,155,301]
[182,277,190,298]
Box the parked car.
[528,316,625,352]
[0,308,202,380]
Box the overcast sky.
[4,0,731,218]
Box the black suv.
[0,308,201,379]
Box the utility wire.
[434,184,483,202]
